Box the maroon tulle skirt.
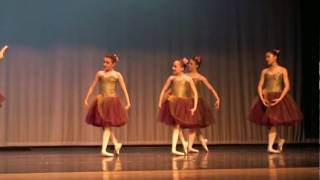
[158,96,201,128]
[0,93,4,107]
[248,92,303,126]
[183,97,215,128]
[86,96,128,127]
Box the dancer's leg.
[101,128,114,156]
[197,129,209,152]
[268,126,280,153]
[188,129,199,153]
[110,130,122,155]
[172,125,184,156]
[179,129,188,154]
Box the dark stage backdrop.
[0,0,317,146]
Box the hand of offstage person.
[0,45,9,60]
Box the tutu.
[183,97,215,128]
[158,96,201,128]
[248,92,303,126]
[0,93,4,107]
[86,95,128,127]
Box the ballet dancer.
[248,49,303,153]
[85,54,131,157]
[158,58,198,156]
[184,56,220,153]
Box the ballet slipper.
[188,148,199,153]
[171,150,185,156]
[201,139,209,152]
[101,151,114,157]
[268,148,281,154]
[115,143,122,155]
[278,139,285,152]
[183,141,188,155]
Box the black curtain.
[300,0,319,139]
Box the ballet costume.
[159,77,200,127]
[248,73,303,126]
[86,74,128,127]
[182,79,215,128]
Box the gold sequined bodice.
[98,75,118,97]
[171,78,189,98]
[264,73,284,93]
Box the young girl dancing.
[85,54,131,157]
[185,56,220,153]
[158,58,198,156]
[248,50,303,153]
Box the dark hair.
[267,49,280,58]
[104,54,119,63]
[191,55,202,67]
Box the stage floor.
[0,145,318,179]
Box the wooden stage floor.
[0,145,318,179]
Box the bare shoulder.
[185,72,191,77]
[96,70,104,77]
[198,74,208,81]
[184,74,193,82]
[187,72,203,80]
[168,75,176,81]
[114,71,123,78]
[261,68,268,74]
[279,66,288,73]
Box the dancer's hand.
[191,108,196,115]
[125,104,131,110]
[214,99,220,109]
[261,98,269,107]
[84,99,89,109]
[158,102,162,109]
[269,98,281,107]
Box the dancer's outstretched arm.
[118,72,131,110]
[201,76,220,109]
